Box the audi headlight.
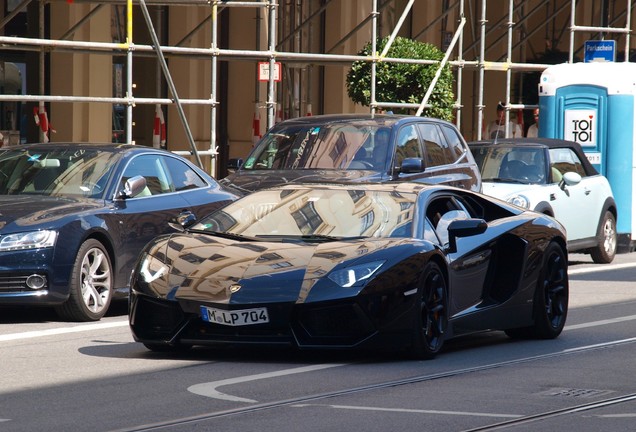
[0,230,58,251]
[328,260,385,288]
[139,253,171,283]
[507,194,530,209]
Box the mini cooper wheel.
[590,211,617,264]
[506,242,568,339]
[410,261,448,359]
[56,239,113,322]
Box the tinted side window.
[395,124,423,167]
[440,124,467,162]
[425,196,469,245]
[417,123,450,167]
[121,154,170,196]
[549,148,587,178]
[164,156,208,192]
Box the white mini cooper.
[469,138,617,263]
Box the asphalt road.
[1,252,635,432]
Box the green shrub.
[346,36,455,121]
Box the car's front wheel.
[506,241,568,339]
[56,239,113,321]
[410,261,448,359]
[590,211,617,264]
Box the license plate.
[200,305,269,326]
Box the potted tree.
[346,36,455,121]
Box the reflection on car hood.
[0,195,101,231]
[220,169,383,193]
[150,233,408,304]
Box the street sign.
[258,62,282,82]
[584,40,615,63]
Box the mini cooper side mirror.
[559,171,582,189]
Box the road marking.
[565,314,636,330]
[569,262,636,275]
[188,363,346,403]
[0,320,128,342]
[292,404,522,418]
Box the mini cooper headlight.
[328,260,385,288]
[0,230,58,252]
[139,253,170,283]
[507,194,530,209]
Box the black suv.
[221,114,481,192]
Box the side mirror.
[400,157,425,174]
[559,171,582,190]
[116,175,146,199]
[227,158,244,170]
[447,218,487,253]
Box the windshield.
[242,122,392,171]
[471,145,547,184]
[192,187,416,239]
[0,148,118,197]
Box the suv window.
[440,124,467,162]
[417,123,449,167]
[395,124,423,167]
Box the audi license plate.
[200,305,269,326]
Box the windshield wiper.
[300,234,365,243]
[189,229,259,242]
[483,177,529,184]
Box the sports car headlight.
[507,194,530,209]
[0,230,58,251]
[139,253,171,283]
[328,260,385,288]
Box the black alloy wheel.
[411,261,448,359]
[506,241,568,339]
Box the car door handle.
[584,188,591,195]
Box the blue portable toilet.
[538,61,635,253]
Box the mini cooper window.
[549,147,586,179]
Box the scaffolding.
[0,0,633,177]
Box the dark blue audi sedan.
[0,143,239,321]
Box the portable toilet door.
[538,61,636,253]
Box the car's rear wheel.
[590,211,617,264]
[410,261,447,359]
[56,239,113,322]
[505,242,568,339]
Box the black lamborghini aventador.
[129,182,569,359]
